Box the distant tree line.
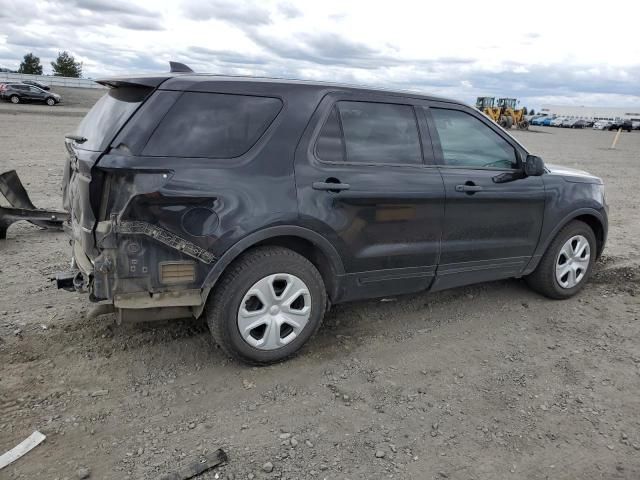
[16,51,82,78]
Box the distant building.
[539,105,640,121]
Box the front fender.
[523,207,607,275]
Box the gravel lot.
[1,102,639,480]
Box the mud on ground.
[1,108,639,479]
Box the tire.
[525,220,596,299]
[205,246,327,365]
[10,95,19,104]
[46,97,55,106]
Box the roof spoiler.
[95,61,195,89]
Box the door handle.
[455,184,483,193]
[313,181,350,192]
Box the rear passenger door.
[424,103,545,291]
[295,94,446,301]
[14,85,30,99]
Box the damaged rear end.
[61,74,214,322]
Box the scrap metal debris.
[0,431,46,470]
[0,170,68,239]
[159,448,228,480]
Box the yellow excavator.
[475,97,529,130]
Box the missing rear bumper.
[0,170,68,239]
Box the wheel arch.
[573,213,606,258]
[197,226,345,317]
[525,208,607,275]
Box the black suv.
[607,120,633,132]
[58,64,608,364]
[1,83,61,105]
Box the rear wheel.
[525,220,596,299]
[205,246,327,365]
[10,95,19,104]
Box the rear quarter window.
[75,86,151,152]
[142,92,283,158]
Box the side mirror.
[525,155,545,176]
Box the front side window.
[315,101,422,165]
[143,92,282,158]
[430,108,518,169]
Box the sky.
[0,0,639,109]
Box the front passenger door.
[425,104,546,291]
[28,86,44,101]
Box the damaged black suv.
[59,63,608,364]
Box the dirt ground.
[1,102,639,480]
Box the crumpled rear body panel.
[62,80,319,310]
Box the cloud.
[182,0,271,25]
[65,0,159,16]
[0,0,638,108]
[188,46,269,66]
[117,16,164,31]
[0,0,163,34]
[277,2,302,18]
[246,30,400,69]
[5,31,56,49]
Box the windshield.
[74,86,151,152]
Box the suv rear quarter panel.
[90,81,329,300]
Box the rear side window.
[315,101,422,165]
[143,93,282,158]
[75,86,151,152]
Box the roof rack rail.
[169,61,194,73]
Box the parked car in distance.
[607,121,632,132]
[593,120,612,130]
[56,63,608,364]
[561,118,576,128]
[530,116,547,126]
[632,120,640,130]
[571,119,592,129]
[551,117,565,127]
[21,80,50,90]
[0,83,61,105]
[541,117,555,126]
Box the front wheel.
[205,246,327,365]
[525,220,596,299]
[46,97,55,106]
